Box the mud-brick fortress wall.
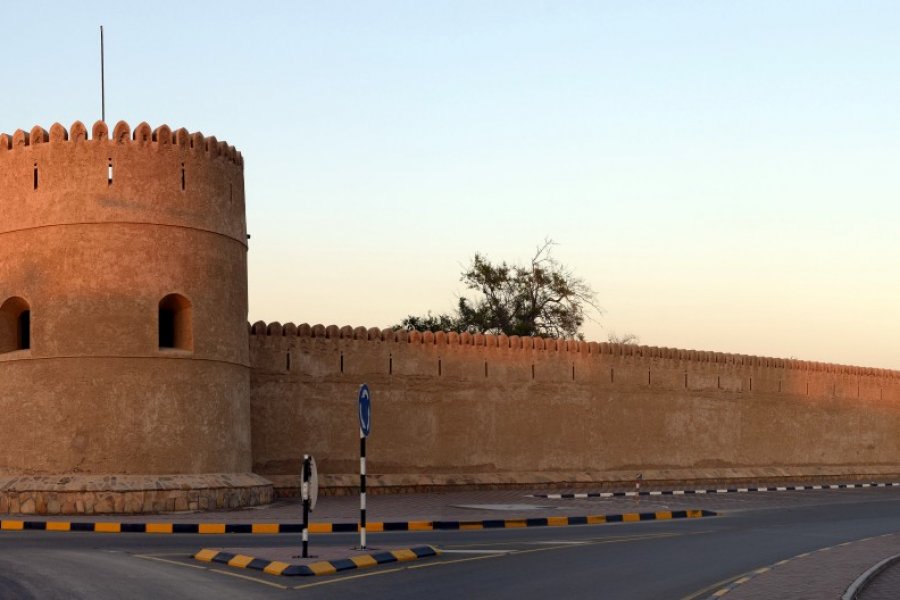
[250,323,900,493]
[0,121,270,514]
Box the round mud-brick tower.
[0,121,272,514]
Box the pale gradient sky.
[3,1,899,368]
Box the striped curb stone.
[194,545,441,576]
[0,509,716,535]
[531,481,900,500]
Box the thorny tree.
[401,240,601,339]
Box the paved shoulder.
[700,532,900,599]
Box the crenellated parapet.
[0,120,243,166]
[248,320,900,379]
[0,120,246,244]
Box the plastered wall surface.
[0,121,253,479]
[250,324,900,491]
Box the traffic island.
[194,545,441,576]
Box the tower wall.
[0,122,271,513]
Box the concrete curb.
[531,481,900,499]
[842,552,900,600]
[0,509,716,535]
[194,545,441,576]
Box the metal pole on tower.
[100,26,106,122]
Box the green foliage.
[400,240,599,339]
[399,312,466,334]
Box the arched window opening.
[0,297,31,353]
[158,294,193,351]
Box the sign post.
[358,384,371,550]
[300,455,318,558]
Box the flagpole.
[100,26,106,122]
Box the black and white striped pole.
[302,455,310,557]
[300,455,317,558]
[360,427,367,549]
[358,384,371,550]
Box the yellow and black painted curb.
[194,545,441,576]
[0,509,716,535]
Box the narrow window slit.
[286,352,291,371]
[340,352,344,374]
[648,370,651,386]
[438,358,442,376]
[684,373,688,388]
[572,364,575,381]
[33,163,38,190]
[531,364,535,380]
[107,159,113,185]
[484,361,488,378]
[181,163,186,191]
[610,368,615,383]
[389,354,393,375]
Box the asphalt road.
[2,490,900,599]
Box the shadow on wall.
[158,293,192,351]
[0,296,30,353]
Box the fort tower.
[0,121,271,513]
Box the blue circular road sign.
[358,384,371,437]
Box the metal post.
[302,454,310,558]
[100,26,106,122]
[635,473,642,503]
[360,430,367,549]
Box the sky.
[2,1,899,368]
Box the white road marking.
[439,549,512,554]
[133,554,206,570]
[522,541,588,545]
[207,567,289,590]
[135,553,288,590]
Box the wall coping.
[248,321,899,378]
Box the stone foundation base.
[0,473,273,515]
[266,465,900,497]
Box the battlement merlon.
[0,120,243,166]
[0,120,247,244]
[248,320,900,380]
